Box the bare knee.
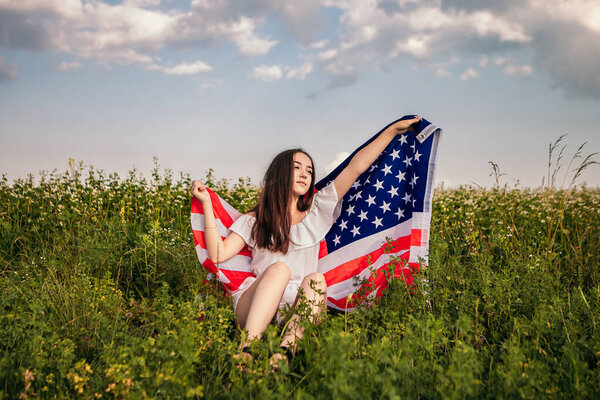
[303,272,327,294]
[266,261,291,282]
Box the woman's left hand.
[387,116,421,135]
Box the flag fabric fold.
[191,116,442,310]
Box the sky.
[1,0,599,188]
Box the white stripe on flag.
[214,254,253,273]
[191,213,229,235]
[219,198,242,222]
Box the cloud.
[324,152,350,174]
[531,20,600,98]
[0,56,19,82]
[249,62,313,81]
[286,62,313,80]
[460,68,478,81]
[58,61,83,71]
[304,0,600,97]
[479,55,489,67]
[267,0,327,45]
[148,60,213,75]
[309,39,329,49]
[221,16,279,56]
[428,56,460,78]
[437,0,600,97]
[0,0,279,66]
[468,11,531,43]
[200,78,223,90]
[1,0,599,98]
[249,64,283,81]
[494,57,533,77]
[308,0,536,89]
[503,64,532,76]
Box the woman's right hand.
[190,180,211,203]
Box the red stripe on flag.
[323,233,414,286]
[410,229,422,247]
[318,240,328,259]
[191,197,204,214]
[208,190,234,227]
[201,259,218,274]
[220,271,255,292]
[239,246,253,258]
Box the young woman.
[190,116,421,367]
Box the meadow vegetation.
[1,157,599,399]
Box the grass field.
[1,160,599,399]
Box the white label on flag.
[416,124,438,143]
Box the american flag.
[190,116,442,311]
[316,116,442,310]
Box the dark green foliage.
[1,162,599,399]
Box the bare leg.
[280,272,327,351]
[235,262,291,346]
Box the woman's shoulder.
[245,211,256,219]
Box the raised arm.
[333,117,421,199]
[191,180,246,263]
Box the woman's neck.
[288,196,303,217]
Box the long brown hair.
[250,149,316,254]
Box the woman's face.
[292,152,313,197]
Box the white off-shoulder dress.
[228,182,341,315]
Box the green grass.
[1,160,599,399]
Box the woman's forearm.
[201,200,225,263]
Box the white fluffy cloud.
[0,0,278,65]
[249,65,283,82]
[494,57,532,77]
[58,61,83,71]
[0,56,19,82]
[308,0,598,97]
[286,62,313,80]
[460,67,478,81]
[250,62,314,81]
[148,60,213,75]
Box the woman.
[190,116,421,367]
